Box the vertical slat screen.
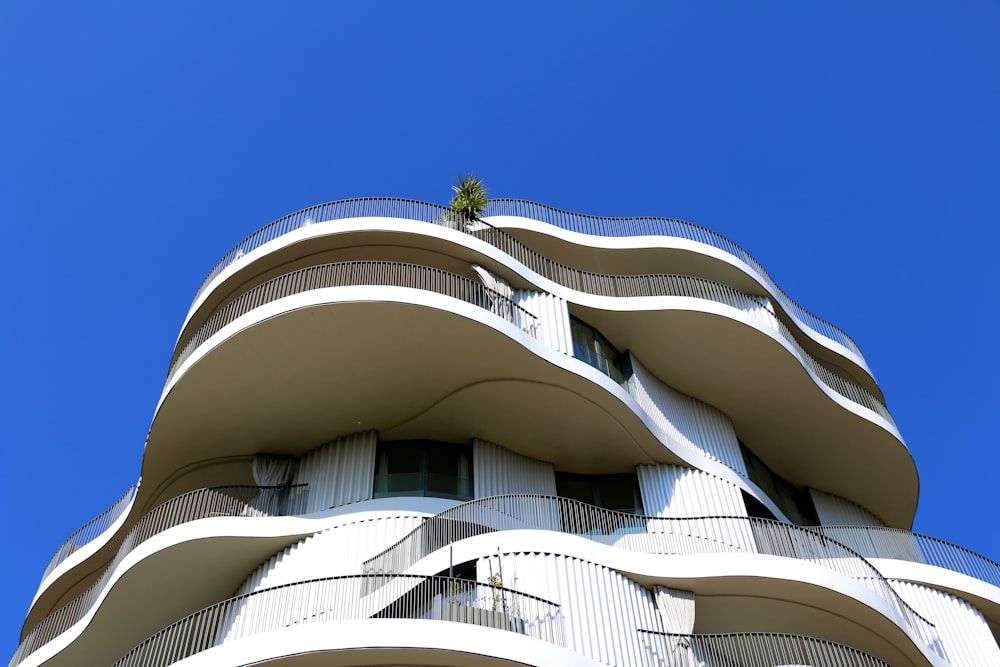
[480,552,660,667]
[293,430,377,513]
[473,438,557,498]
[629,355,745,476]
[890,579,999,666]
[514,290,572,355]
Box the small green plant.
[449,174,488,221]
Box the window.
[569,316,630,385]
[740,441,818,526]
[373,440,473,501]
[555,472,643,514]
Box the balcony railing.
[12,485,308,667]
[40,484,137,581]
[167,260,538,384]
[810,525,1000,589]
[178,211,892,427]
[189,197,866,369]
[638,629,892,667]
[362,494,942,659]
[486,199,865,362]
[111,574,563,667]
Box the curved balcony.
[40,484,136,583]
[185,197,872,384]
[811,525,1000,589]
[637,629,891,667]
[171,252,890,430]
[110,574,562,667]
[156,249,912,526]
[485,199,865,363]
[361,494,942,659]
[12,485,307,667]
[168,260,537,386]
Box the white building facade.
[11,198,1000,667]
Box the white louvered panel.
[473,438,557,498]
[480,552,661,667]
[688,399,745,476]
[293,430,377,512]
[637,464,755,553]
[890,579,1000,666]
[744,296,781,334]
[514,290,572,354]
[811,489,886,527]
[629,355,745,475]
[235,514,426,596]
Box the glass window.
[555,475,595,505]
[740,441,818,526]
[569,316,628,385]
[374,440,473,501]
[555,472,643,514]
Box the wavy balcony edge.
[23,515,928,664]
[12,485,309,666]
[23,495,994,667]
[38,484,137,587]
[361,493,941,657]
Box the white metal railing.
[362,494,943,659]
[40,484,137,581]
[638,629,892,667]
[811,525,1000,588]
[110,574,563,667]
[167,260,538,385]
[188,197,867,368]
[11,485,308,667]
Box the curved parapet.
[110,574,562,667]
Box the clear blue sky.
[2,1,997,659]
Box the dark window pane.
[383,442,421,475]
[556,475,595,505]
[373,440,473,501]
[596,476,640,514]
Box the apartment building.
[11,198,999,667]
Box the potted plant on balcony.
[436,174,488,231]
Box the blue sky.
[1,1,997,659]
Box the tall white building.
[11,198,999,667]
